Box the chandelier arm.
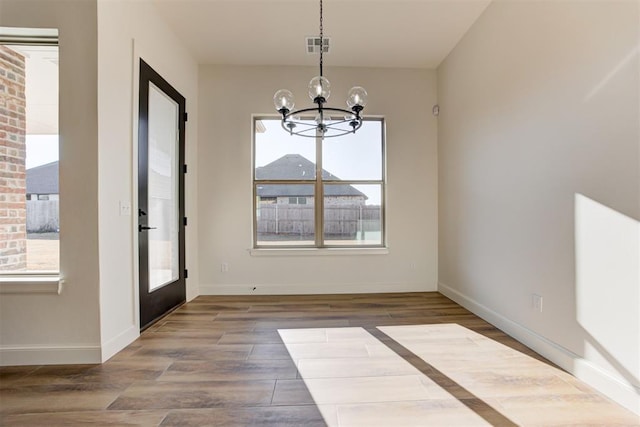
[286,119,312,127]
[320,124,364,138]
[283,107,324,117]
[280,118,363,138]
[284,128,362,138]
[320,107,358,117]
[283,106,358,120]
[324,119,362,130]
[324,118,355,126]
[281,126,319,138]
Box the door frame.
[137,58,186,330]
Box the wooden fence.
[26,200,59,233]
[257,204,380,239]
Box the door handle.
[139,225,157,232]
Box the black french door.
[138,59,186,330]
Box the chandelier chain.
[319,0,323,77]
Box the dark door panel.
[138,59,186,330]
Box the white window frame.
[252,116,386,250]
[0,27,60,293]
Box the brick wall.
[0,45,27,271]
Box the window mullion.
[315,131,324,247]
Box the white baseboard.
[100,325,139,362]
[438,281,640,416]
[0,345,101,366]
[200,282,434,295]
[0,326,139,366]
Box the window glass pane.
[147,84,179,291]
[322,120,382,181]
[256,184,315,246]
[1,38,59,273]
[324,184,382,245]
[255,119,316,180]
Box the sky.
[255,118,383,204]
[26,135,59,169]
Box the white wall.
[97,0,199,360]
[0,0,102,364]
[198,65,437,294]
[0,0,199,365]
[438,0,640,414]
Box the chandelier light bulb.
[347,86,368,109]
[273,89,295,112]
[308,76,331,102]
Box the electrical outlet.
[532,294,543,312]
[221,262,229,273]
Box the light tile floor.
[279,324,640,427]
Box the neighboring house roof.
[26,161,59,194]
[25,156,365,199]
[256,154,366,198]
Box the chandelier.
[273,0,368,138]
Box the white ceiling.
[153,0,492,69]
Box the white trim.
[0,27,58,38]
[0,276,62,294]
[249,247,389,257]
[132,39,141,331]
[0,344,101,366]
[100,325,139,362]
[201,282,432,295]
[438,281,640,416]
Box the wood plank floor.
[1,292,638,426]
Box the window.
[0,28,59,275]
[288,196,307,205]
[253,117,385,248]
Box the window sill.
[0,275,62,294]
[249,247,389,257]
